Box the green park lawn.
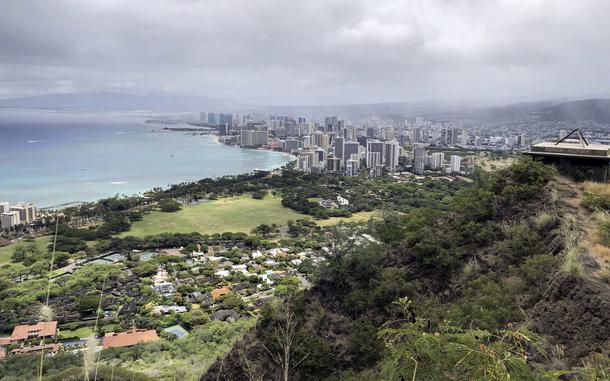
[121,195,310,237]
[0,235,51,265]
[58,326,94,339]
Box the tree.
[253,224,273,237]
[263,300,309,381]
[158,199,181,212]
[77,295,100,314]
[11,242,43,265]
[251,190,267,199]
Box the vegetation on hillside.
[202,158,610,380]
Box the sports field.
[121,195,309,237]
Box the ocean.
[0,110,293,208]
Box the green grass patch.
[58,326,94,339]
[0,235,51,265]
[121,195,309,237]
[315,211,380,226]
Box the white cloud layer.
[1,0,609,104]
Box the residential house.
[152,305,188,315]
[210,286,231,301]
[102,329,159,350]
[8,321,58,343]
[10,343,61,356]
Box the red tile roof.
[210,286,231,301]
[0,348,5,360]
[102,329,159,350]
[0,337,11,346]
[10,321,58,342]
[10,343,61,355]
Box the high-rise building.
[415,116,425,126]
[0,202,9,214]
[16,202,37,223]
[441,128,461,146]
[431,152,445,170]
[327,157,341,173]
[366,140,385,168]
[450,155,462,174]
[10,206,27,224]
[324,116,338,132]
[218,113,233,127]
[314,147,326,162]
[334,137,344,166]
[283,138,299,153]
[343,142,360,163]
[345,158,360,176]
[297,155,310,172]
[312,131,324,148]
[302,135,311,148]
[207,113,217,125]
[367,151,382,169]
[412,127,422,143]
[413,146,426,175]
[1,211,20,230]
[384,141,400,171]
[241,130,268,147]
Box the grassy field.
[316,211,380,226]
[122,195,310,237]
[0,235,51,264]
[58,326,94,339]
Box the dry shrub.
[591,244,610,261]
[584,181,610,197]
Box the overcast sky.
[1,0,609,105]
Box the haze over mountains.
[0,92,609,123]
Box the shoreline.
[1,111,295,209]
[39,135,295,210]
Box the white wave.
[110,181,128,185]
[28,140,41,143]
[114,132,125,135]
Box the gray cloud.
[0,0,609,104]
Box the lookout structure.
[525,129,610,182]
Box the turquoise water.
[0,110,293,208]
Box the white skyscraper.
[366,140,385,168]
[450,155,462,174]
[0,202,9,214]
[431,152,445,170]
[1,211,21,230]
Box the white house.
[214,270,231,278]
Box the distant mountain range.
[537,99,610,123]
[0,92,609,123]
[430,98,610,123]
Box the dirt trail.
[530,177,610,366]
[554,176,609,276]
